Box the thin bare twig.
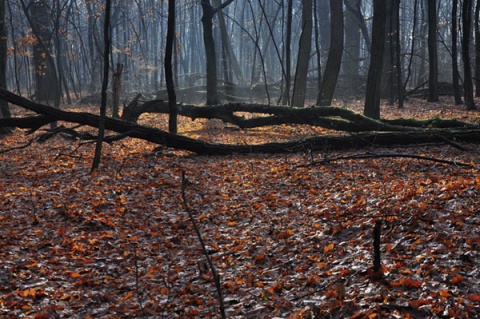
[181,171,226,319]
[303,152,473,167]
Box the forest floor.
[1,97,480,318]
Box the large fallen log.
[1,88,480,155]
[121,98,477,132]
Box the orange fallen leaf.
[324,243,334,253]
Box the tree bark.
[475,0,480,98]
[364,0,386,119]
[392,0,404,108]
[316,0,343,106]
[120,98,476,131]
[165,0,177,133]
[343,0,361,80]
[452,0,463,105]
[200,0,220,105]
[282,0,293,105]
[427,0,438,102]
[292,0,312,107]
[0,0,10,134]
[91,0,112,172]
[462,0,476,110]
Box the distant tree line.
[1,0,479,120]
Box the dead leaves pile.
[0,98,479,318]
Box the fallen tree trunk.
[1,88,480,155]
[121,98,477,132]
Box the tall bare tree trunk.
[92,0,112,172]
[392,0,404,108]
[316,0,343,106]
[427,0,438,102]
[474,0,480,98]
[343,0,360,78]
[212,0,244,84]
[165,0,177,133]
[0,0,10,134]
[200,0,220,105]
[292,0,312,107]
[462,0,476,109]
[452,0,463,104]
[282,0,293,105]
[364,0,386,119]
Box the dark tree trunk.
[91,0,112,172]
[200,0,235,105]
[364,0,386,119]
[200,0,220,105]
[452,0,463,104]
[462,0,476,110]
[282,0,293,105]
[86,1,100,94]
[292,0,313,107]
[313,0,322,95]
[381,0,393,101]
[474,0,480,98]
[427,0,438,102]
[344,0,371,50]
[403,0,418,98]
[316,0,343,106]
[27,0,60,109]
[318,0,330,59]
[165,0,177,133]
[343,0,361,80]
[392,0,404,108]
[0,0,9,127]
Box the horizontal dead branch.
[1,88,480,155]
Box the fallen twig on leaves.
[306,152,473,167]
[180,171,226,319]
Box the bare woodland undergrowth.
[1,97,480,318]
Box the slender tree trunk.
[292,0,312,107]
[212,0,244,84]
[462,0,476,110]
[474,0,480,97]
[166,0,177,133]
[86,1,100,94]
[452,0,463,104]
[427,0,438,102]
[344,0,371,50]
[364,0,386,119]
[282,0,292,105]
[0,0,10,134]
[393,0,404,108]
[318,0,330,62]
[92,0,112,172]
[343,0,361,81]
[200,0,220,105]
[404,0,418,93]
[381,0,393,101]
[416,0,428,87]
[314,0,322,95]
[316,0,343,106]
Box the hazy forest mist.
[1,0,478,110]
